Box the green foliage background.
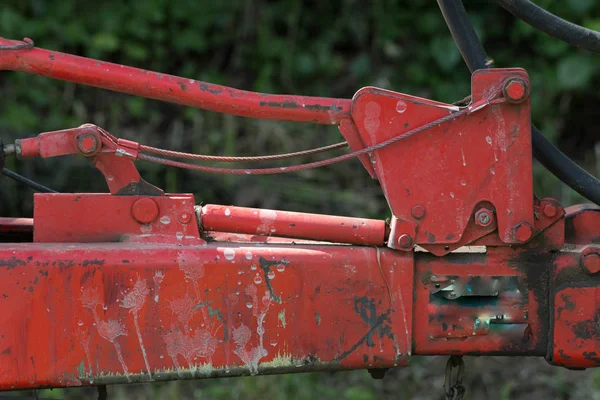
[0,0,599,399]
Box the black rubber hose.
[437,0,600,205]
[1,168,57,193]
[495,0,600,53]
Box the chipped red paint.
[0,243,413,388]
[552,287,600,368]
[0,37,351,125]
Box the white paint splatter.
[81,288,130,381]
[232,285,272,375]
[164,327,218,377]
[257,209,277,234]
[225,208,231,216]
[120,277,152,380]
[153,271,164,303]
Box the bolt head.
[504,78,528,104]
[178,211,192,224]
[411,205,426,220]
[397,234,413,249]
[581,251,600,275]
[542,203,558,218]
[77,134,99,155]
[131,198,159,224]
[513,222,533,242]
[475,208,494,227]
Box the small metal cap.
[411,205,426,220]
[178,211,192,224]
[131,198,160,224]
[581,250,600,275]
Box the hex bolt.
[503,78,529,104]
[131,198,160,224]
[411,205,426,220]
[581,252,600,275]
[475,208,494,227]
[397,234,413,249]
[77,134,99,155]
[542,203,558,218]
[513,222,533,242]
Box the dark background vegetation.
[0,0,599,398]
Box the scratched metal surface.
[0,243,412,389]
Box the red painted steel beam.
[200,205,387,246]
[0,242,413,389]
[0,37,351,125]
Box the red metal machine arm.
[0,37,598,394]
[0,37,351,125]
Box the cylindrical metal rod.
[200,205,387,246]
[0,218,34,233]
[0,37,352,125]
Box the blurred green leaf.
[556,55,596,90]
[430,36,461,71]
[92,32,120,51]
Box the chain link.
[444,356,466,400]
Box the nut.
[542,203,558,218]
[475,208,494,227]
[411,205,426,220]
[131,198,160,224]
[397,234,413,249]
[513,222,533,242]
[503,78,529,104]
[77,133,99,155]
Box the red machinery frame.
[0,36,598,391]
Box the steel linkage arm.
[0,37,351,125]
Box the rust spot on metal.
[571,310,600,340]
[424,231,436,243]
[259,100,299,109]
[82,259,105,267]
[583,352,600,362]
[304,103,344,112]
[0,257,26,270]
[561,294,575,311]
[197,82,223,95]
[176,82,187,91]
